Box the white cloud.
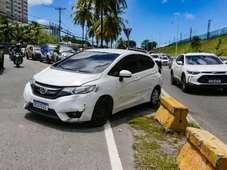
[184,12,195,19]
[35,19,50,25]
[174,12,181,17]
[28,0,54,6]
[162,0,168,3]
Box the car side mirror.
[177,61,183,65]
[119,70,132,82]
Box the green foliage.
[124,40,136,47]
[157,35,227,56]
[191,36,201,52]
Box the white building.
[0,0,28,23]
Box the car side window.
[108,55,138,77]
[176,55,184,64]
[137,54,155,72]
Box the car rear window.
[186,55,223,65]
[52,51,119,74]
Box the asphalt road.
[0,55,156,170]
[161,66,227,143]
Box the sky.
[28,0,227,47]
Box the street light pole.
[172,22,179,56]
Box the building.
[0,0,28,23]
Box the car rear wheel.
[223,88,227,94]
[171,71,176,85]
[90,97,112,127]
[149,87,160,107]
[182,75,190,93]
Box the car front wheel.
[90,97,112,127]
[171,71,176,85]
[182,75,190,93]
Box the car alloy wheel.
[91,97,112,127]
[182,75,189,93]
[171,71,176,85]
[150,87,160,106]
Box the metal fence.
[171,26,227,45]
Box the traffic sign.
[123,28,132,39]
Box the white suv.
[170,52,227,93]
[23,49,162,126]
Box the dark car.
[53,45,79,62]
[0,45,4,69]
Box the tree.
[124,40,136,47]
[191,36,201,52]
[71,0,94,48]
[0,16,16,42]
[141,39,149,50]
[147,41,157,51]
[116,37,126,49]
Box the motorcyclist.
[12,43,23,64]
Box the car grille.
[198,75,227,83]
[31,81,70,99]
[26,103,59,120]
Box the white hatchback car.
[171,52,227,93]
[23,49,162,126]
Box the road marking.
[163,68,168,71]
[161,89,200,127]
[104,120,123,170]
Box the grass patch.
[129,116,186,170]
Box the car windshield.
[34,47,40,50]
[151,55,159,58]
[186,55,223,65]
[53,51,119,73]
[48,45,57,50]
[162,57,168,60]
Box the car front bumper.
[187,74,227,87]
[23,83,97,123]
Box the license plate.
[33,100,49,111]
[208,79,221,83]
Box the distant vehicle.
[53,45,79,62]
[166,55,174,68]
[171,52,227,93]
[160,55,169,66]
[26,45,41,60]
[150,53,162,73]
[23,49,162,126]
[40,44,57,63]
[224,60,227,64]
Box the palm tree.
[0,16,16,42]
[73,0,127,47]
[71,0,93,48]
[116,37,125,49]
[29,21,41,44]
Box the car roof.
[183,52,216,56]
[85,48,149,55]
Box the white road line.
[161,89,200,127]
[104,120,123,170]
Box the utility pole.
[207,19,212,39]
[190,27,192,42]
[55,8,66,44]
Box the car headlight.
[30,78,35,88]
[186,70,200,75]
[62,85,96,95]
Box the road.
[161,66,227,143]
[0,55,157,170]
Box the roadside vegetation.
[129,116,186,170]
[156,35,227,56]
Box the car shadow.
[0,67,5,75]
[24,103,159,132]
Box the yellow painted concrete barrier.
[177,127,227,170]
[154,96,188,132]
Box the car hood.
[34,67,102,86]
[185,64,227,72]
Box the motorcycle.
[13,52,22,68]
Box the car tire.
[149,86,160,107]
[39,58,43,62]
[47,56,51,64]
[32,54,34,60]
[90,97,113,127]
[26,54,29,59]
[171,71,176,85]
[181,74,190,93]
